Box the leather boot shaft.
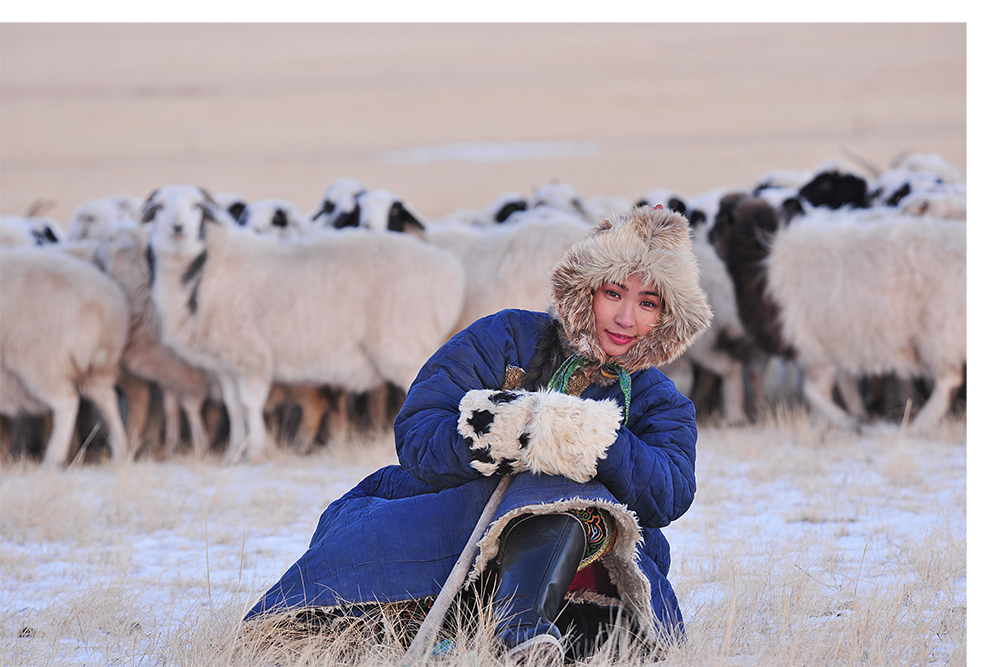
[493,513,586,651]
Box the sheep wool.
[145,185,465,462]
[765,209,966,429]
[0,246,131,466]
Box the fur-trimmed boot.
[494,513,586,665]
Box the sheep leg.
[83,378,132,463]
[909,367,964,430]
[802,365,861,430]
[41,394,80,467]
[691,348,746,425]
[180,394,209,458]
[326,389,349,445]
[162,390,181,458]
[118,373,151,451]
[366,384,390,432]
[233,376,272,464]
[217,375,248,460]
[289,385,328,454]
[835,372,868,420]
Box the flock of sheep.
[0,151,967,467]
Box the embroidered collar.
[547,353,632,425]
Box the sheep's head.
[68,198,132,241]
[144,185,220,258]
[475,192,528,225]
[635,189,687,217]
[242,199,313,238]
[528,181,592,223]
[310,177,366,229]
[357,189,425,236]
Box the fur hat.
[549,205,713,373]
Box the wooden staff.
[399,473,514,665]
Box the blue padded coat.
[245,309,698,641]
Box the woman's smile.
[592,273,663,357]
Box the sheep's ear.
[198,187,217,205]
[495,200,527,223]
[635,199,650,208]
[271,209,288,229]
[387,202,425,234]
[668,197,687,216]
[196,202,217,223]
[228,201,248,224]
[140,189,161,222]
[311,199,335,222]
[333,206,360,229]
[141,202,162,224]
[33,226,60,244]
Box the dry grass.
[1,414,966,666]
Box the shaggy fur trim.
[465,497,663,645]
[520,389,621,482]
[550,206,713,372]
[457,388,621,482]
[458,389,534,477]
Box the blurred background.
[0,23,966,227]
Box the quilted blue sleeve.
[592,369,698,529]
[394,310,548,488]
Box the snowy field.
[0,412,967,666]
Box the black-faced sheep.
[1,246,131,465]
[144,185,465,462]
[709,194,966,430]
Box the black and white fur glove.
[457,388,622,483]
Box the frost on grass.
[1,421,966,666]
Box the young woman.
[244,205,712,664]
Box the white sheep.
[144,185,465,462]
[308,177,367,229]
[356,188,427,234]
[1,214,63,247]
[432,192,532,228]
[94,224,213,457]
[893,152,965,184]
[0,246,131,466]
[66,195,142,241]
[238,198,318,238]
[212,192,250,225]
[424,206,593,336]
[710,195,966,431]
[869,164,966,220]
[527,181,614,224]
[330,188,593,364]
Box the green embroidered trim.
[547,353,631,424]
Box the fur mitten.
[457,388,622,483]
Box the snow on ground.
[0,423,966,665]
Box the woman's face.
[592,273,663,358]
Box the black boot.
[493,513,586,665]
